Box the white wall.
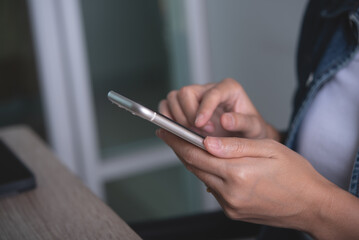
[206,0,307,130]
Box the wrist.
[303,180,338,239]
[308,184,359,240]
[279,174,337,238]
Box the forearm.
[308,185,359,240]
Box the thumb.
[204,136,276,159]
[221,112,263,138]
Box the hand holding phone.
[108,91,205,150]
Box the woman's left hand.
[156,128,337,235]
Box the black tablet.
[0,139,36,197]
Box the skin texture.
[158,78,359,239]
[159,78,281,141]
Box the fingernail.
[206,137,221,150]
[203,123,215,133]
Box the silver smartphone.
[108,91,205,150]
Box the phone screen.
[0,139,36,196]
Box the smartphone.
[0,139,36,197]
[108,91,205,150]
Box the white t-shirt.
[297,51,359,190]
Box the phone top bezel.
[108,90,205,149]
[108,91,155,121]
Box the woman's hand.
[156,129,349,239]
[159,78,281,141]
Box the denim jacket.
[285,0,359,197]
[258,1,359,239]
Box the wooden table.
[0,126,141,240]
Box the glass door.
[81,0,178,158]
[28,0,306,224]
[28,0,217,223]
[80,0,201,222]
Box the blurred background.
[0,0,306,223]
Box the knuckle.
[223,194,242,216]
[182,146,199,166]
[167,90,177,100]
[234,140,246,155]
[263,139,279,157]
[263,138,277,149]
[225,162,253,187]
[183,163,194,173]
[221,185,240,208]
[225,196,238,210]
[222,78,235,84]
[226,165,237,180]
[222,78,242,89]
[264,138,275,145]
[207,87,221,97]
[178,86,192,99]
[236,168,251,183]
[224,208,239,220]
[222,191,248,220]
[231,166,250,182]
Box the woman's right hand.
[159,78,281,141]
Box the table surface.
[0,126,141,240]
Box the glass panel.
[80,0,201,222]
[105,164,202,222]
[81,0,189,158]
[0,0,46,140]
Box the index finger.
[204,136,278,159]
[177,84,213,126]
[195,79,239,127]
[156,128,226,178]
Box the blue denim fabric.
[259,1,359,239]
[286,0,359,196]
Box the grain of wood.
[0,126,141,240]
